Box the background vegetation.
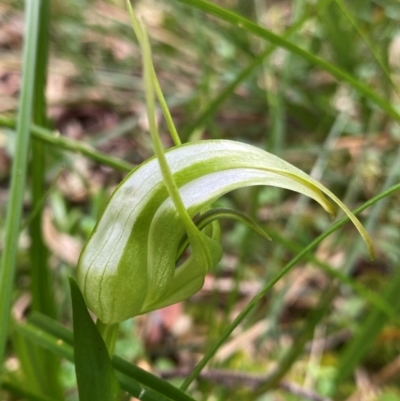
[0,0,400,400]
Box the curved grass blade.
[0,116,134,173]
[267,228,399,323]
[179,182,400,390]
[69,278,120,401]
[255,284,337,394]
[172,0,400,122]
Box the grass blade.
[181,4,312,140]
[27,0,63,397]
[179,182,400,390]
[30,0,56,319]
[334,265,400,392]
[0,0,41,379]
[255,284,337,394]
[173,0,400,122]
[0,117,134,173]
[333,0,397,93]
[2,379,59,401]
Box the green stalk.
[0,0,41,380]
[152,71,181,146]
[0,117,134,173]
[30,0,55,318]
[21,2,63,397]
[136,14,198,237]
[96,320,119,356]
[126,2,181,147]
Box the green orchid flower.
[77,139,373,325]
[76,3,374,326]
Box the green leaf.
[69,278,120,401]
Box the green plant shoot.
[76,2,374,325]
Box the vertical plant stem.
[137,15,198,235]
[25,1,63,397]
[96,320,119,356]
[0,0,41,379]
[126,1,181,147]
[153,72,182,146]
[30,0,56,318]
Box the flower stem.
[96,320,119,356]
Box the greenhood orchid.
[76,3,374,325]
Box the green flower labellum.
[77,139,374,324]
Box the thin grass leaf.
[267,228,399,324]
[172,0,400,122]
[0,0,41,378]
[331,149,400,391]
[181,7,311,140]
[2,379,59,401]
[16,322,74,362]
[11,327,45,395]
[115,374,170,401]
[179,182,400,390]
[334,265,400,390]
[69,278,120,401]
[30,0,56,318]
[255,284,338,394]
[126,3,181,146]
[333,0,397,94]
[319,1,356,73]
[26,1,63,396]
[0,116,133,173]
[22,168,63,230]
